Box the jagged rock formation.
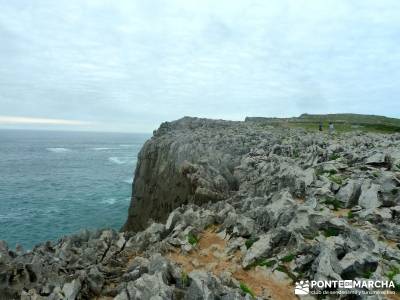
[2,117,400,299]
[123,117,269,231]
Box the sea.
[0,129,149,250]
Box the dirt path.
[168,229,297,300]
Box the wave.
[92,147,119,151]
[108,157,137,165]
[108,157,125,164]
[101,198,117,205]
[0,212,22,221]
[47,147,71,153]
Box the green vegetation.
[315,168,324,177]
[322,197,343,211]
[240,282,255,298]
[181,272,190,287]
[257,259,277,267]
[391,189,399,196]
[386,266,400,292]
[329,153,341,161]
[347,211,354,219]
[363,270,374,279]
[248,113,400,134]
[275,264,297,281]
[280,253,296,263]
[315,168,337,177]
[328,169,337,175]
[329,174,344,185]
[245,237,259,249]
[187,232,199,246]
[322,227,340,237]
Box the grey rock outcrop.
[2,117,400,299]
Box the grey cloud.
[0,0,399,132]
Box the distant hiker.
[319,122,323,131]
[329,122,335,135]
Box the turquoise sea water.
[0,129,148,249]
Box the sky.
[0,0,399,133]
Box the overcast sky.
[0,0,399,132]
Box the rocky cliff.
[123,117,272,231]
[2,117,400,299]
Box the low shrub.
[187,232,199,246]
[280,254,295,263]
[240,282,255,298]
[245,237,259,249]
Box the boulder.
[365,152,387,166]
[62,279,81,300]
[339,251,378,280]
[126,272,173,299]
[358,180,382,209]
[336,179,361,208]
[242,228,292,268]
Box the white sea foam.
[92,147,119,151]
[47,147,71,153]
[108,157,125,164]
[101,198,117,205]
[123,178,133,184]
[108,157,137,165]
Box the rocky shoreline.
[1,117,400,299]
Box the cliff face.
[123,117,261,231]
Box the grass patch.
[257,259,277,267]
[240,282,255,298]
[362,123,400,133]
[387,266,399,280]
[280,253,296,263]
[387,266,400,292]
[363,270,374,279]
[322,197,343,211]
[187,232,199,246]
[181,272,190,287]
[251,114,400,134]
[328,169,337,175]
[322,227,340,237]
[347,211,354,219]
[245,237,259,249]
[329,153,341,161]
[329,174,344,185]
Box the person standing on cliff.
[329,122,335,135]
[319,121,323,131]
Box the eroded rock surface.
[2,117,400,299]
